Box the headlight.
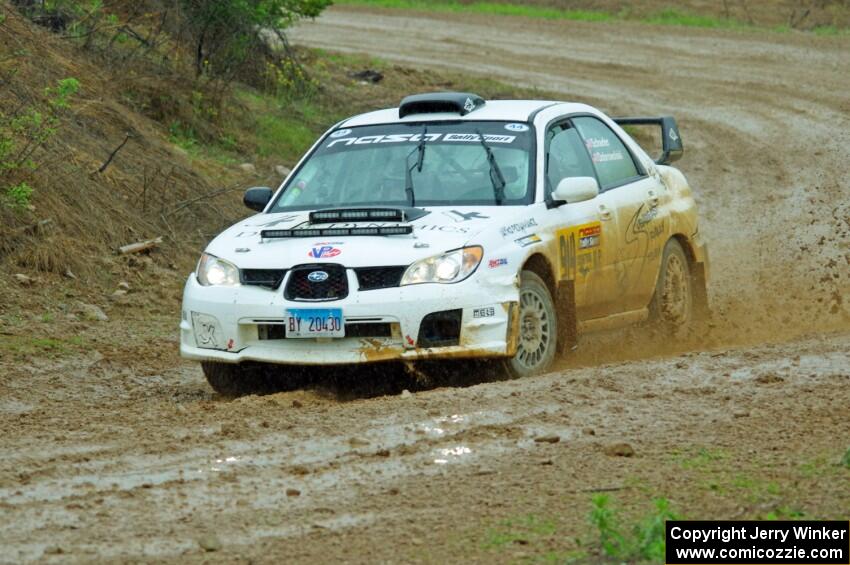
[196,253,240,287]
[400,246,483,286]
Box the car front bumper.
[179,271,520,366]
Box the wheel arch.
[521,252,576,353]
[521,252,557,297]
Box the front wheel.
[503,271,558,379]
[649,239,693,332]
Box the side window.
[573,117,641,189]
[545,123,596,192]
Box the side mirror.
[552,176,599,204]
[243,187,273,212]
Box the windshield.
[268,121,534,212]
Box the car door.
[543,120,616,320]
[572,116,671,314]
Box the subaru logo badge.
[307,270,329,283]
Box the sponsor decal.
[285,221,470,235]
[585,137,610,149]
[417,224,471,234]
[558,221,603,280]
[636,205,658,227]
[308,245,341,259]
[307,270,329,282]
[488,258,508,268]
[463,97,475,112]
[329,128,352,138]
[668,128,679,142]
[473,307,496,318]
[578,224,601,250]
[515,234,542,247]
[592,151,625,163]
[444,210,490,222]
[248,215,301,227]
[619,204,667,291]
[505,123,529,132]
[500,218,538,237]
[405,334,415,346]
[444,133,515,143]
[326,133,516,148]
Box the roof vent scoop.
[398,92,486,118]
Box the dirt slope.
[1,6,849,563]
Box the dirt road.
[2,6,849,563]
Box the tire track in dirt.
[2,332,848,561]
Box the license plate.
[285,308,344,338]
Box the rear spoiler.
[613,116,683,165]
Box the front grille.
[241,269,286,289]
[355,266,407,291]
[284,264,348,301]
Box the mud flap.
[691,262,710,321]
[556,280,578,353]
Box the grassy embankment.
[338,0,850,35]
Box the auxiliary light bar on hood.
[261,226,414,239]
[309,208,405,224]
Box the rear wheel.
[201,362,277,396]
[503,271,558,379]
[649,239,693,332]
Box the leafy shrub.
[0,76,79,212]
[589,494,680,562]
[45,77,80,109]
[177,0,331,84]
[4,182,34,211]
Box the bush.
[589,494,680,562]
[177,0,331,84]
[4,182,34,211]
[0,76,79,213]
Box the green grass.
[643,8,746,29]
[255,114,315,158]
[675,446,728,470]
[339,0,612,22]
[588,495,678,563]
[812,25,850,36]
[0,334,87,358]
[337,0,616,22]
[339,0,850,34]
[234,89,325,160]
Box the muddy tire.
[649,239,693,332]
[201,362,276,396]
[503,271,558,379]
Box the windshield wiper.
[405,125,428,207]
[476,129,506,205]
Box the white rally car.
[181,92,709,394]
